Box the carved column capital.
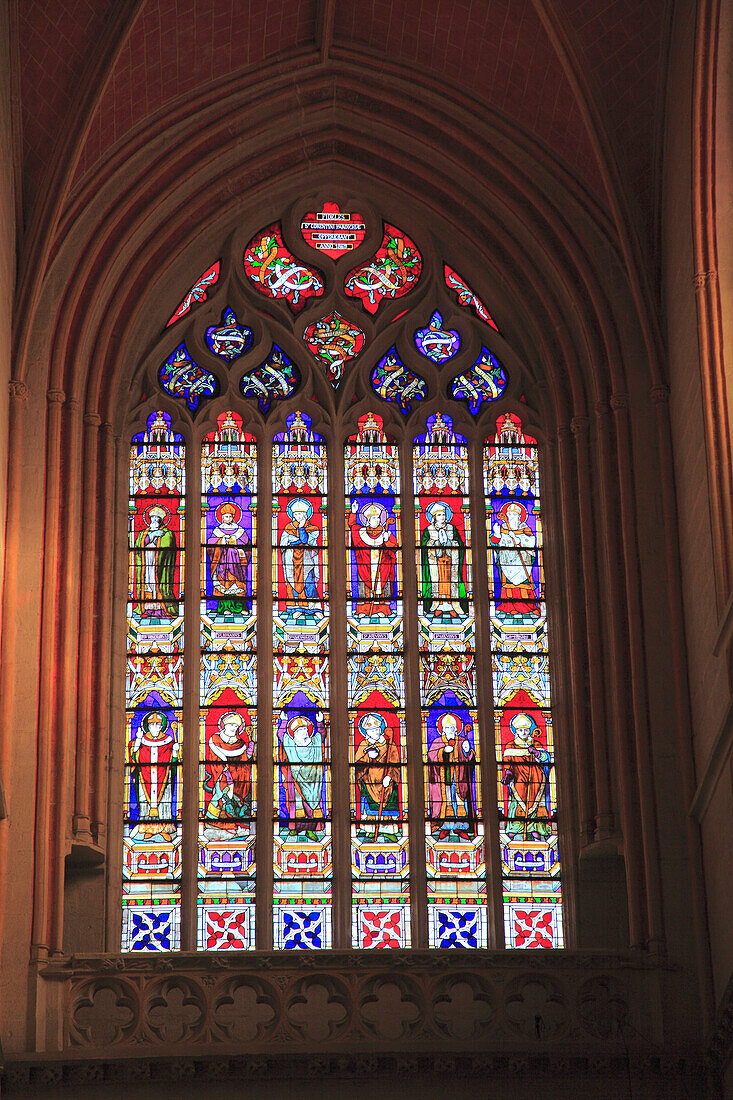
[83,412,102,427]
[693,269,717,289]
[609,393,628,411]
[47,389,66,406]
[9,379,29,402]
[555,425,571,443]
[570,416,590,436]
[649,384,670,405]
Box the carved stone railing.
[1,951,714,1093]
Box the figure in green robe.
[134,505,178,617]
[420,501,468,617]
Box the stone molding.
[0,951,713,1092]
[0,1050,713,1094]
[25,952,671,1061]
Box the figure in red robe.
[427,712,475,840]
[203,711,254,839]
[130,710,178,842]
[347,500,398,616]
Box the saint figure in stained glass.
[354,712,401,842]
[280,498,321,608]
[202,711,255,840]
[134,506,178,617]
[278,713,326,838]
[426,712,476,840]
[347,500,398,616]
[129,710,179,841]
[208,501,252,611]
[501,712,552,841]
[420,501,468,617]
[489,500,539,617]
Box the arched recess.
[0,61,709,1051]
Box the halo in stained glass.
[240,345,300,413]
[159,344,218,411]
[205,307,253,361]
[243,223,324,313]
[166,261,220,327]
[371,348,427,414]
[450,349,507,414]
[300,202,366,256]
[414,311,460,363]
[345,223,422,314]
[444,264,499,331]
[303,311,365,387]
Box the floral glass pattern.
[414,311,461,363]
[205,307,253,361]
[244,223,324,312]
[303,311,365,387]
[240,346,300,413]
[345,224,422,314]
[444,264,498,331]
[166,261,220,327]
[371,348,427,414]
[159,344,218,411]
[450,349,507,414]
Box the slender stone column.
[650,381,713,1025]
[554,424,594,842]
[0,380,30,953]
[31,388,66,962]
[593,399,647,947]
[610,392,664,950]
[570,414,613,841]
[73,412,102,842]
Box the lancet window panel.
[120,198,565,952]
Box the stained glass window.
[124,411,185,951]
[198,413,258,950]
[125,202,565,953]
[413,414,486,948]
[346,414,410,947]
[272,412,332,948]
[485,414,563,948]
